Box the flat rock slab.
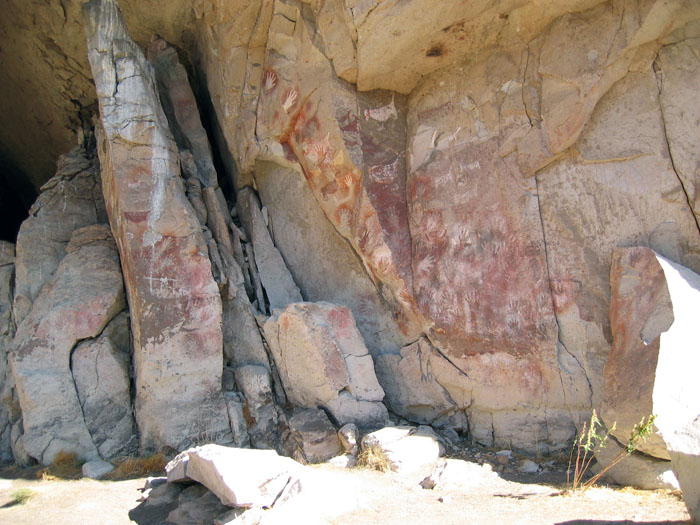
[165,444,302,508]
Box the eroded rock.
[11,225,125,463]
[12,146,106,325]
[165,444,302,509]
[0,242,16,463]
[84,0,230,451]
[71,312,137,459]
[263,302,387,426]
[283,408,342,464]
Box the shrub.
[568,410,657,493]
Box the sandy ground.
[0,465,690,525]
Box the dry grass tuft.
[356,445,390,473]
[37,451,83,480]
[104,453,168,480]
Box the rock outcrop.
[0,0,699,504]
[0,242,15,463]
[11,225,125,464]
[12,146,107,325]
[603,249,699,459]
[83,0,230,452]
[264,302,387,426]
[71,311,136,459]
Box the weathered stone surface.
[338,423,358,456]
[327,454,357,469]
[284,408,342,464]
[658,37,700,228]
[237,188,302,311]
[422,458,509,492]
[82,459,115,479]
[538,68,700,414]
[255,8,426,341]
[12,146,106,324]
[375,338,469,430]
[360,426,442,478]
[166,450,190,484]
[11,225,125,464]
[3,0,700,467]
[84,0,229,452]
[71,311,137,459]
[0,0,196,193]
[0,242,15,463]
[603,248,700,461]
[147,37,218,189]
[253,160,410,354]
[144,481,182,507]
[223,392,251,449]
[666,416,700,522]
[168,444,302,509]
[167,489,231,525]
[592,437,678,490]
[263,302,386,425]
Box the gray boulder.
[164,444,302,508]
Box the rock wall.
[0,0,699,498]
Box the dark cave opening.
[0,151,36,243]
[168,41,240,208]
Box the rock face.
[0,242,15,463]
[1,0,700,486]
[12,146,107,325]
[666,416,700,522]
[283,408,342,464]
[600,247,700,489]
[83,0,230,452]
[376,338,469,431]
[264,302,387,426]
[71,312,136,459]
[11,225,125,463]
[237,187,302,311]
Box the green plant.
[567,410,657,493]
[10,488,35,505]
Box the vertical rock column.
[0,242,15,463]
[146,37,285,448]
[83,0,230,451]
